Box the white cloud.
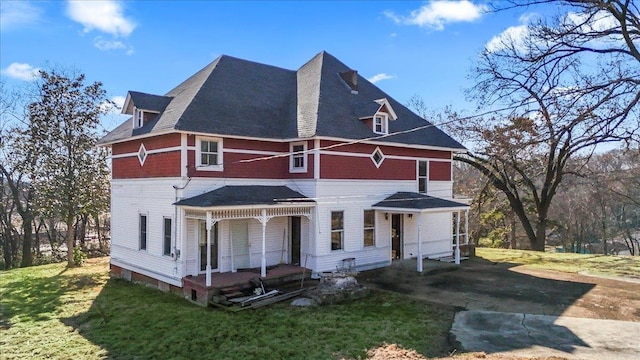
[93,36,135,54]
[1,63,40,81]
[66,0,136,37]
[0,1,42,31]
[100,95,126,113]
[485,13,536,53]
[384,1,487,30]
[111,95,126,109]
[368,73,395,84]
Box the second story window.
[418,160,428,193]
[374,114,388,135]
[135,108,144,128]
[290,142,307,172]
[196,136,223,171]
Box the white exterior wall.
[111,178,183,286]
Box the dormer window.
[374,114,388,135]
[134,108,144,128]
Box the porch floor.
[183,264,309,290]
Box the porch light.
[408,214,413,218]
[384,213,389,220]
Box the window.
[331,211,344,251]
[139,214,147,250]
[418,160,428,193]
[196,137,223,171]
[374,114,388,135]
[290,142,307,172]
[137,143,147,166]
[363,210,375,247]
[163,218,172,256]
[135,108,144,128]
[371,147,384,167]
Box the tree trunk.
[532,221,547,251]
[509,212,517,249]
[66,216,75,267]
[20,214,33,267]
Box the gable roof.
[99,51,465,151]
[173,185,312,208]
[124,91,173,113]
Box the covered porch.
[373,192,470,272]
[175,185,314,287]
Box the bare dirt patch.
[358,258,640,322]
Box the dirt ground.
[358,257,640,322]
[357,258,640,359]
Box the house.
[98,51,470,303]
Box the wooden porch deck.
[183,264,309,290]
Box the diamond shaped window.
[138,143,147,166]
[371,147,384,168]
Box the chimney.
[339,70,358,94]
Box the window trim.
[289,141,308,173]
[196,136,224,171]
[163,217,172,257]
[370,146,385,168]
[363,209,376,248]
[134,107,144,128]
[417,160,428,194]
[139,213,148,251]
[330,210,345,251]
[373,113,389,135]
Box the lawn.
[0,257,455,360]
[476,248,640,279]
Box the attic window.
[134,108,144,128]
[138,143,147,166]
[371,147,385,168]
[373,114,388,135]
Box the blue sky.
[1,1,549,130]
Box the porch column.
[417,212,423,272]
[205,212,213,287]
[258,209,269,278]
[465,209,469,245]
[455,211,461,265]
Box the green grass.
[477,248,640,279]
[0,258,455,360]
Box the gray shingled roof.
[372,192,469,210]
[99,51,465,150]
[174,186,312,208]
[128,91,173,112]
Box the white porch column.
[259,209,269,278]
[206,212,213,287]
[229,224,235,273]
[455,211,461,265]
[465,209,469,245]
[417,212,423,272]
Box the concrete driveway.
[452,310,640,359]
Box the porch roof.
[372,192,469,213]
[174,185,313,208]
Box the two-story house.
[98,51,469,303]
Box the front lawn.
[0,257,455,359]
[477,248,640,279]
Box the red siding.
[112,133,181,155]
[321,155,414,180]
[113,152,181,178]
[429,161,451,181]
[226,138,288,152]
[320,140,451,159]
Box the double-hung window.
[197,136,223,171]
[139,214,147,250]
[331,211,344,251]
[134,108,144,128]
[163,218,172,256]
[374,114,388,135]
[290,142,307,172]
[418,160,428,193]
[363,210,375,247]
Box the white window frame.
[163,217,172,257]
[196,136,224,171]
[370,146,385,168]
[289,141,307,173]
[373,113,388,135]
[363,210,376,248]
[330,211,344,251]
[417,160,428,194]
[139,213,148,251]
[134,107,144,129]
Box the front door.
[199,221,218,271]
[290,216,301,265]
[231,220,250,269]
[391,214,402,260]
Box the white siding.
[427,180,454,199]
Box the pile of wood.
[210,278,312,311]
